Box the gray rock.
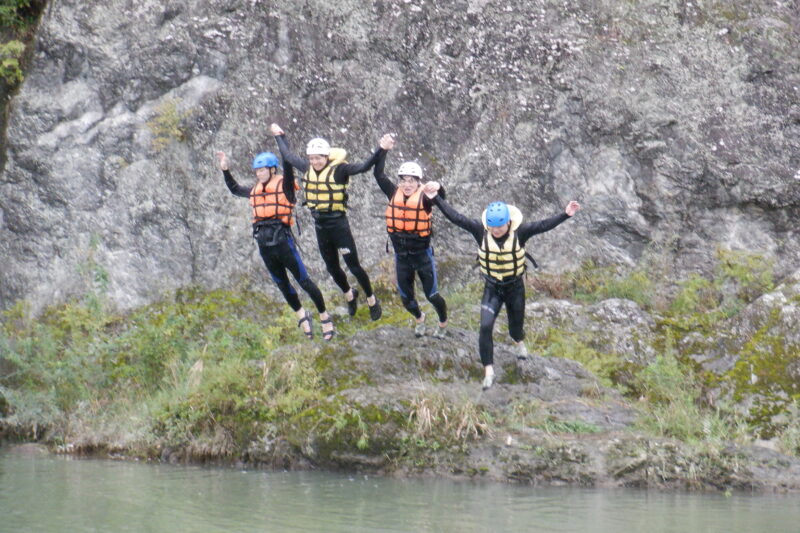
[527,297,657,364]
[703,268,800,375]
[2,0,800,312]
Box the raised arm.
[282,161,297,205]
[517,201,581,244]
[271,123,309,173]
[336,146,381,179]
[426,184,483,243]
[217,151,250,198]
[372,134,396,199]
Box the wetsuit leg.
[505,279,526,342]
[280,236,327,313]
[396,253,421,318]
[417,248,447,324]
[478,281,504,366]
[258,241,301,311]
[315,223,350,293]
[333,217,374,298]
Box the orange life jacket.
[249,177,296,225]
[385,188,431,236]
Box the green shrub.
[634,354,745,444]
[776,402,800,457]
[0,39,24,84]
[535,328,621,388]
[533,259,655,309]
[725,311,800,438]
[715,247,774,304]
[0,0,32,30]
[147,99,191,151]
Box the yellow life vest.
[385,188,432,236]
[303,148,348,212]
[477,205,526,280]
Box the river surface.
[2,449,799,533]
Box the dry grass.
[407,392,492,444]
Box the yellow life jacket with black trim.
[477,205,526,280]
[303,148,348,212]
[249,176,297,226]
[385,188,431,237]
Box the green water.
[1,449,799,532]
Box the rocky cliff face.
[2,0,799,311]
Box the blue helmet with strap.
[252,152,280,169]
[485,202,510,227]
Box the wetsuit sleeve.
[282,163,297,205]
[274,134,309,173]
[223,170,251,198]
[517,213,571,245]
[372,148,396,199]
[432,196,484,243]
[334,147,380,183]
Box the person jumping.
[218,150,335,341]
[270,124,382,320]
[425,181,580,389]
[373,134,448,338]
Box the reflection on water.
[1,449,799,533]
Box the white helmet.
[397,161,423,179]
[306,137,331,156]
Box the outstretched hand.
[565,200,581,216]
[379,133,395,150]
[270,123,284,136]
[423,181,440,199]
[216,151,229,171]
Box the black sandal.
[298,311,313,340]
[321,317,335,341]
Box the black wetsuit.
[373,149,447,323]
[433,196,570,366]
[274,134,379,297]
[224,163,326,313]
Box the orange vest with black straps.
[249,177,296,225]
[385,188,431,237]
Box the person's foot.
[481,373,495,391]
[297,310,313,340]
[346,288,359,317]
[432,324,446,339]
[414,313,426,337]
[516,341,528,361]
[321,316,335,341]
[368,297,382,321]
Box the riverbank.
[2,258,800,492]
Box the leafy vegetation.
[0,0,44,86]
[0,39,23,84]
[147,99,192,151]
[1,244,797,475]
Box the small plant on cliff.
[0,0,46,86]
[724,309,800,439]
[777,402,800,457]
[633,352,746,445]
[532,259,655,310]
[0,39,24,84]
[147,99,191,151]
[715,247,774,309]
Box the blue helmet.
[252,151,279,169]
[485,202,510,227]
